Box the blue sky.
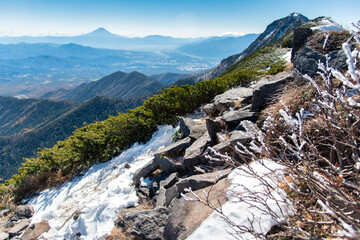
[0,0,359,37]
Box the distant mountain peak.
[84,27,117,38]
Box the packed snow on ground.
[186,159,293,240]
[27,125,175,240]
[282,50,292,63]
[312,18,343,32]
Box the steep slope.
[177,33,259,59]
[42,71,165,101]
[0,96,79,136]
[193,13,309,81]
[0,96,144,181]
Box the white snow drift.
[27,125,175,240]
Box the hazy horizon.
[0,0,359,38]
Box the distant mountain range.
[0,29,260,97]
[178,33,259,59]
[0,27,198,51]
[0,95,145,181]
[42,71,165,101]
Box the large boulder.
[203,87,254,117]
[117,207,169,240]
[179,118,195,138]
[250,72,293,111]
[157,156,183,175]
[291,27,313,61]
[293,46,347,76]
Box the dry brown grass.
[260,82,314,121]
[13,170,72,203]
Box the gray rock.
[133,159,159,187]
[0,232,8,240]
[11,205,33,221]
[221,110,256,129]
[251,72,293,111]
[157,156,183,175]
[206,119,222,146]
[203,87,254,117]
[156,173,180,207]
[182,132,210,169]
[293,46,347,77]
[229,130,252,147]
[179,118,195,138]
[119,207,168,240]
[154,137,191,160]
[291,27,313,61]
[188,124,207,140]
[164,169,231,206]
[8,219,30,237]
[21,220,50,240]
[164,177,230,240]
[161,172,179,189]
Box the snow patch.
[282,49,292,63]
[186,159,293,240]
[28,125,175,240]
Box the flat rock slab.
[164,169,231,206]
[221,110,257,129]
[8,219,30,236]
[203,87,254,117]
[165,177,230,240]
[21,220,50,240]
[182,132,210,169]
[154,137,192,159]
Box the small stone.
[124,163,131,169]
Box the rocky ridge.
[112,71,295,240]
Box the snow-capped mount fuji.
[82,27,120,38]
[193,12,309,81]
